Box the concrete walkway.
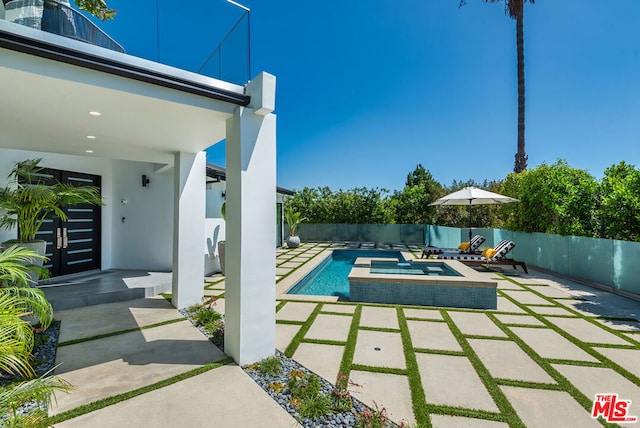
[49,242,640,427]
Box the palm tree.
[461,0,534,173]
[0,245,72,426]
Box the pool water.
[370,261,461,276]
[287,249,406,298]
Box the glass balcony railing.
[0,0,251,85]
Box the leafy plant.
[331,372,356,412]
[74,0,116,21]
[0,159,103,243]
[257,356,283,376]
[284,203,306,237]
[0,246,72,426]
[298,393,332,418]
[356,401,391,428]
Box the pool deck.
[50,242,640,427]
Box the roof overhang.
[0,20,250,167]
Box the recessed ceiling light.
[86,135,96,139]
[89,111,101,116]
[85,150,94,153]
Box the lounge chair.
[421,235,486,258]
[438,240,528,273]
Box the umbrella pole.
[468,200,472,242]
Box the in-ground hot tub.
[348,258,497,310]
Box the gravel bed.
[180,308,399,428]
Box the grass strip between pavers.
[349,364,407,376]
[397,307,430,427]
[57,317,186,347]
[300,338,347,347]
[283,302,323,358]
[46,357,234,425]
[358,326,401,333]
[413,348,466,357]
[494,378,564,391]
[441,310,522,427]
[275,300,287,312]
[338,305,362,379]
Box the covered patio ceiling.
[0,23,247,167]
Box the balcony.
[0,0,250,85]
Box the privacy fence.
[294,223,640,297]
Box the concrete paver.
[276,323,301,352]
[552,364,640,409]
[403,308,443,320]
[304,313,352,342]
[353,330,405,369]
[55,365,301,428]
[279,261,303,268]
[417,353,498,412]
[526,305,576,316]
[596,318,640,332]
[55,297,181,342]
[496,296,526,313]
[52,320,227,414]
[276,301,317,322]
[501,290,555,306]
[496,280,525,290]
[360,306,399,329]
[530,286,572,298]
[322,303,356,314]
[555,299,601,317]
[448,311,507,337]
[349,370,415,426]
[545,316,629,345]
[509,327,598,362]
[293,343,344,384]
[501,386,600,428]
[594,347,640,378]
[430,415,509,428]
[468,339,554,383]
[494,314,544,326]
[407,320,462,351]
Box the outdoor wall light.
[142,174,150,187]
[222,190,226,199]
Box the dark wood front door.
[32,169,102,277]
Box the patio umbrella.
[429,186,519,241]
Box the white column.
[224,72,277,365]
[172,151,206,309]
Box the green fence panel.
[400,224,424,243]
[613,240,640,294]
[426,225,462,248]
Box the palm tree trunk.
[514,1,528,172]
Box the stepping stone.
[594,347,640,378]
[403,308,443,320]
[501,386,600,428]
[532,286,572,298]
[468,339,554,383]
[293,343,344,384]
[212,298,225,316]
[360,306,399,329]
[349,370,415,426]
[275,267,291,276]
[203,289,224,297]
[276,302,317,322]
[501,290,554,306]
[555,299,600,317]
[276,323,301,352]
[497,281,525,290]
[53,321,226,414]
[304,314,352,342]
[527,305,576,316]
[448,311,507,337]
[497,296,526,313]
[494,314,544,326]
[407,320,461,351]
[552,364,640,411]
[430,415,509,428]
[596,318,640,332]
[509,327,597,362]
[353,330,406,369]
[416,353,498,412]
[209,281,225,290]
[280,261,303,268]
[322,303,356,314]
[545,316,629,345]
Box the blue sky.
[102,1,640,192]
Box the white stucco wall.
[0,148,114,270]
[110,159,173,271]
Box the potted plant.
[284,205,306,248]
[0,159,102,280]
[217,201,226,275]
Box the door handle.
[56,228,63,249]
[62,228,68,249]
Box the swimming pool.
[287,249,406,298]
[369,260,462,276]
